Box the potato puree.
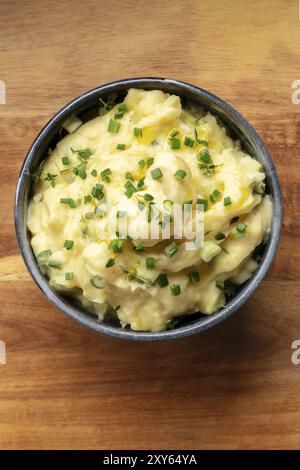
[28,89,272,331]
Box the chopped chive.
[85,212,94,220]
[65,272,74,281]
[91,169,97,177]
[107,119,120,133]
[184,136,194,148]
[196,198,208,212]
[198,139,208,146]
[146,157,154,167]
[84,194,92,204]
[118,103,128,113]
[163,200,173,210]
[44,173,57,188]
[236,222,247,233]
[134,127,143,137]
[90,275,104,289]
[92,183,104,200]
[108,239,123,253]
[125,172,134,181]
[138,159,146,169]
[215,233,226,241]
[124,180,136,198]
[116,210,126,218]
[116,143,126,150]
[146,257,155,269]
[81,225,88,236]
[48,260,61,269]
[169,137,181,149]
[62,156,70,165]
[170,284,181,296]
[135,243,145,252]
[146,207,153,223]
[164,241,178,258]
[64,240,74,250]
[73,161,87,179]
[37,249,51,259]
[137,177,145,189]
[188,271,200,283]
[157,273,169,287]
[106,258,115,268]
[60,197,78,209]
[209,189,222,204]
[95,207,105,217]
[197,149,213,165]
[224,196,232,206]
[143,193,154,202]
[174,169,187,180]
[72,148,92,159]
[151,168,163,180]
[216,280,225,291]
[101,168,112,183]
[114,111,124,119]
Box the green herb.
[91,169,97,177]
[84,212,94,220]
[116,143,126,150]
[184,136,194,148]
[106,258,115,268]
[209,189,222,204]
[95,207,105,217]
[170,284,181,296]
[73,161,87,179]
[65,272,74,281]
[188,272,200,284]
[215,233,226,241]
[236,222,247,233]
[197,149,213,165]
[196,198,208,212]
[216,280,225,291]
[90,275,104,289]
[64,240,74,250]
[137,177,145,189]
[151,168,163,180]
[108,239,123,253]
[224,197,232,206]
[118,103,128,113]
[84,194,92,204]
[60,197,78,209]
[72,148,92,160]
[146,207,153,223]
[98,94,117,115]
[169,134,181,149]
[107,119,120,133]
[81,225,88,236]
[134,127,143,137]
[138,159,146,169]
[146,257,155,269]
[143,193,154,202]
[164,241,178,258]
[31,166,44,182]
[124,180,136,198]
[174,169,187,180]
[114,111,125,119]
[44,173,57,188]
[166,317,180,329]
[101,168,112,183]
[62,156,70,166]
[157,273,169,288]
[147,157,154,167]
[92,183,104,200]
[125,172,134,181]
[116,210,126,218]
[37,250,51,259]
[48,260,61,269]
[134,243,145,252]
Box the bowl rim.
[14,77,283,341]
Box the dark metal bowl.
[14,78,282,341]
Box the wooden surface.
[0,0,299,450]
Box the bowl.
[14,77,282,341]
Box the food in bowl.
[27,89,273,332]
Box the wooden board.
[0,0,298,450]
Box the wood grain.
[0,0,299,450]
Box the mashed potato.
[27,89,272,331]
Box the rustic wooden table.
[0,0,298,450]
